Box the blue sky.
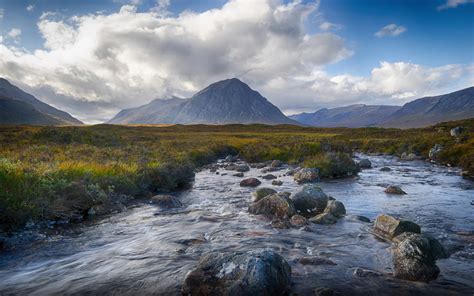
[0,0,473,122]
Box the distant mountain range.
[1,76,472,128]
[108,78,296,125]
[0,78,82,125]
[290,87,474,128]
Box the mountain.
[0,78,82,125]
[289,104,401,127]
[108,97,185,124]
[108,78,297,125]
[290,87,474,128]
[0,96,64,125]
[379,87,474,128]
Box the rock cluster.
[373,214,447,282]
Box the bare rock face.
[291,185,328,217]
[384,185,407,195]
[392,233,443,282]
[373,214,421,240]
[249,193,296,219]
[293,168,320,184]
[182,250,291,296]
[240,178,261,187]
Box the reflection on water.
[0,155,473,295]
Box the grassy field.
[0,119,473,231]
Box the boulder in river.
[392,233,443,282]
[151,195,182,208]
[182,250,291,296]
[401,152,417,161]
[262,174,277,180]
[323,200,346,218]
[233,172,244,177]
[272,180,283,186]
[225,155,238,162]
[271,160,284,168]
[253,188,277,202]
[380,167,391,172]
[298,256,336,266]
[293,168,320,184]
[358,159,372,169]
[373,214,421,240]
[291,184,328,217]
[309,212,337,224]
[249,193,296,219]
[235,165,250,172]
[393,232,448,260]
[240,178,261,187]
[428,144,443,161]
[384,185,407,195]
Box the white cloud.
[438,0,474,10]
[0,0,470,122]
[0,0,352,122]
[319,21,341,31]
[27,4,35,12]
[374,24,406,38]
[0,36,3,43]
[264,61,474,113]
[0,8,4,19]
[7,28,22,39]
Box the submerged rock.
[182,250,291,296]
[384,185,407,195]
[151,195,182,208]
[232,172,244,177]
[323,200,346,218]
[298,256,336,266]
[240,178,261,187]
[353,267,383,277]
[380,167,391,172]
[392,233,442,282]
[315,287,334,296]
[294,168,320,184]
[373,214,421,240]
[309,212,337,224]
[253,188,277,202]
[346,215,371,223]
[358,159,372,169]
[249,193,296,219]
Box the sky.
[0,0,473,123]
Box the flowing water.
[0,155,473,295]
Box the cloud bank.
[0,0,471,123]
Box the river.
[0,154,473,295]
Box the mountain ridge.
[0,78,83,125]
[108,78,297,125]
